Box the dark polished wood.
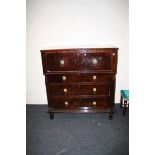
[51,98,109,110]
[41,48,118,119]
[49,84,110,95]
[46,73,111,83]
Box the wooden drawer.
[49,84,110,96]
[46,52,76,71]
[77,52,112,71]
[41,49,117,73]
[51,97,109,110]
[46,73,111,83]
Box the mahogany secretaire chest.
[41,48,118,120]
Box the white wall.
[26,0,129,104]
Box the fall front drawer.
[41,49,117,73]
[49,84,110,96]
[51,98,109,110]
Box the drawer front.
[42,49,117,72]
[46,73,111,83]
[49,84,110,96]
[49,85,78,95]
[51,98,109,109]
[77,52,112,71]
[79,85,110,95]
[46,53,76,71]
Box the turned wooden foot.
[50,112,54,120]
[109,112,113,120]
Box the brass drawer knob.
[65,101,68,105]
[60,59,64,65]
[93,101,96,106]
[92,58,98,65]
[93,88,97,94]
[93,75,97,80]
[62,75,66,81]
[63,88,68,93]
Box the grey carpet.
[26,104,129,155]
